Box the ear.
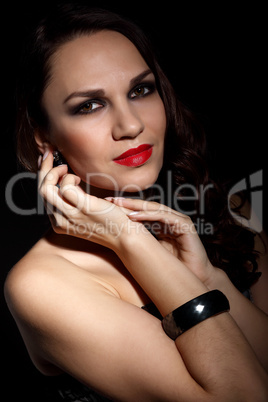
[34,128,55,155]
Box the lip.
[113,144,153,167]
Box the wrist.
[204,266,230,291]
[111,220,151,255]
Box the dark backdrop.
[1,2,266,400]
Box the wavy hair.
[15,3,260,291]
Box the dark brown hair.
[15,3,260,291]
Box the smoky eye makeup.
[67,78,157,115]
[129,81,156,99]
[69,99,106,115]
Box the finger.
[39,168,69,213]
[59,184,111,216]
[109,197,183,217]
[104,197,133,214]
[40,168,79,216]
[38,151,68,188]
[59,181,90,212]
[127,210,195,235]
[38,155,80,219]
[39,164,69,191]
[60,186,131,217]
[107,198,165,213]
[43,184,78,218]
[38,150,53,185]
[127,210,176,223]
[59,173,81,188]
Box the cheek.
[145,97,166,138]
[49,119,108,175]
[51,118,99,150]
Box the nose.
[112,101,144,140]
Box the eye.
[77,100,104,114]
[130,84,154,99]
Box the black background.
[1,1,266,400]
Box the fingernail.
[128,211,140,216]
[42,150,50,161]
[104,197,125,202]
[38,155,42,169]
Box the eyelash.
[73,82,156,115]
[129,82,155,99]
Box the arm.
[205,205,268,371]
[198,192,268,370]
[8,153,266,401]
[115,228,268,396]
[5,239,268,402]
[116,197,268,372]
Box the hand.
[110,198,216,286]
[38,152,140,250]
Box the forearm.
[207,267,268,371]
[116,226,208,316]
[115,229,268,397]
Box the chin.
[85,176,156,194]
[78,160,163,195]
[116,166,162,194]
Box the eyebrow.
[63,68,153,104]
[129,68,153,88]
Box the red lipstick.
[113,144,153,167]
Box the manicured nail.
[42,150,50,161]
[128,211,141,216]
[38,155,42,169]
[104,197,125,201]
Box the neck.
[80,181,147,200]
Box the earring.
[53,151,66,167]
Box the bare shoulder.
[4,238,197,400]
[4,238,119,321]
[4,237,122,374]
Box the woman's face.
[41,30,167,193]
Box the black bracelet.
[162,290,230,340]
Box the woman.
[4,4,268,401]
